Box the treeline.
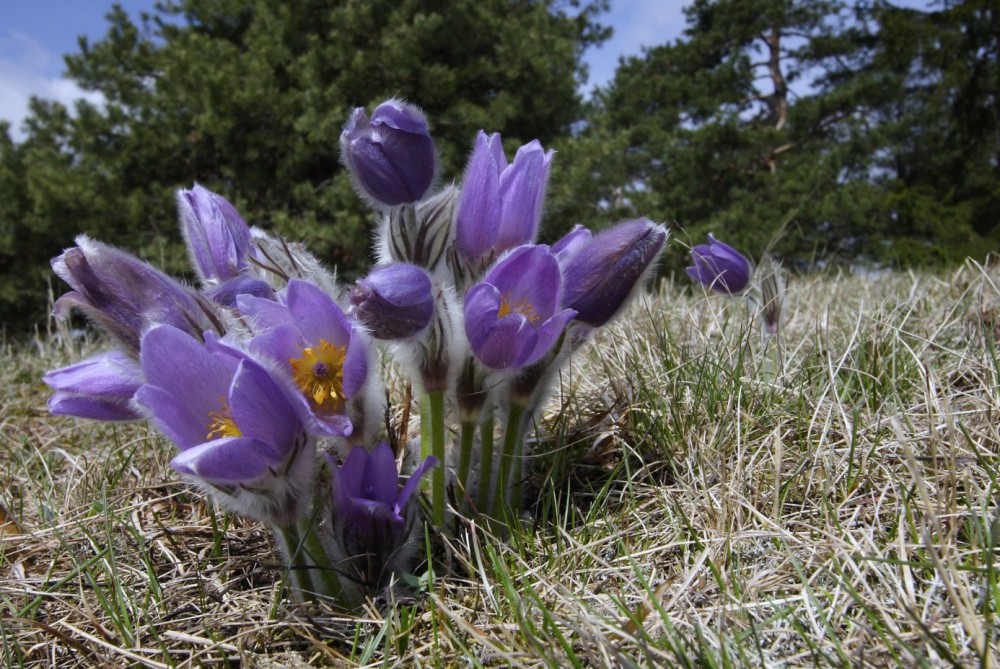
[1,0,996,334]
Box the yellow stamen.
[207,399,242,439]
[498,293,540,324]
[289,339,347,411]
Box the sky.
[0,0,689,142]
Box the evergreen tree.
[0,0,609,334]
[561,0,996,273]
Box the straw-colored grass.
[2,259,999,667]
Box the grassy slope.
[2,260,999,667]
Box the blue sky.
[1,1,930,142]
[0,1,688,141]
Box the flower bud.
[177,184,253,285]
[455,132,553,263]
[559,219,667,328]
[350,263,434,340]
[340,99,437,207]
[51,235,223,355]
[686,234,753,295]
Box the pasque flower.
[686,234,753,295]
[52,235,222,355]
[329,441,438,583]
[43,350,143,421]
[178,184,254,285]
[340,99,437,207]
[238,279,368,436]
[464,245,576,370]
[557,219,668,328]
[135,325,316,524]
[455,132,554,263]
[350,263,434,341]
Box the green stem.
[275,517,362,610]
[421,390,447,526]
[492,403,526,519]
[456,418,477,507]
[276,523,317,601]
[475,408,496,516]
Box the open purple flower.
[51,236,222,355]
[557,219,668,328]
[135,324,315,524]
[464,245,576,370]
[238,279,368,436]
[340,99,437,207]
[350,263,434,341]
[43,350,143,421]
[178,184,254,285]
[455,132,554,263]
[329,441,437,583]
[686,234,753,295]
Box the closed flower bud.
[340,99,437,207]
[51,235,223,355]
[177,184,254,285]
[350,263,434,341]
[559,219,668,328]
[686,234,753,295]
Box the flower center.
[206,399,242,439]
[290,339,347,411]
[497,293,539,324]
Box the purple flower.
[238,280,368,436]
[558,219,668,328]
[177,184,254,285]
[340,99,437,207]
[350,263,434,340]
[135,325,315,524]
[329,441,437,583]
[455,132,554,262]
[686,234,753,295]
[464,245,576,370]
[43,350,143,421]
[51,235,222,355]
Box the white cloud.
[0,30,104,142]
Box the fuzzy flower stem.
[420,390,447,527]
[456,419,476,505]
[492,403,526,519]
[273,501,362,609]
[475,408,496,515]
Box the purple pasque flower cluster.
[338,99,668,522]
[45,96,667,606]
[44,183,436,607]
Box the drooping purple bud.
[51,235,222,355]
[177,184,254,284]
[350,263,434,340]
[464,245,576,370]
[559,219,668,328]
[329,441,437,584]
[686,234,753,295]
[455,132,554,263]
[43,350,143,421]
[340,99,437,207]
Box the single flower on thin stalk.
[686,234,753,295]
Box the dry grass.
[2,259,999,667]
